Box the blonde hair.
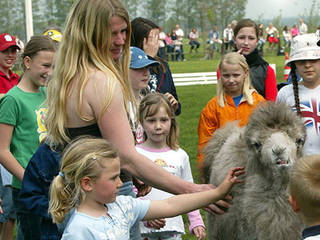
[49,137,118,224]
[217,52,254,107]
[138,93,179,150]
[45,0,134,146]
[289,155,320,222]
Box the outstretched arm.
[143,167,245,220]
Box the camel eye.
[296,137,305,146]
[252,141,262,151]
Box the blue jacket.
[19,143,62,239]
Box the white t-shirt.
[136,145,202,235]
[61,196,150,240]
[277,83,320,155]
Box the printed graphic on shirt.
[300,98,320,134]
[35,107,48,142]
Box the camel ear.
[289,195,300,212]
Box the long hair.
[234,18,259,39]
[21,36,56,70]
[130,17,166,74]
[138,93,179,150]
[49,137,119,224]
[217,52,254,107]
[45,0,134,146]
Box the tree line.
[1,0,319,43]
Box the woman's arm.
[0,123,24,181]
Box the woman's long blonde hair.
[49,137,119,224]
[45,0,134,146]
[217,52,254,107]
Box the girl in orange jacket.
[197,52,265,177]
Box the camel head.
[244,102,306,180]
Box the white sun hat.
[286,33,320,65]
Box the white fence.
[172,72,217,86]
[172,64,276,87]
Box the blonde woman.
[197,52,265,177]
[18,0,220,239]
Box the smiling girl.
[0,35,56,239]
[198,52,265,177]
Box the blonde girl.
[49,137,244,240]
[137,93,206,239]
[19,0,219,239]
[277,33,320,155]
[198,52,265,177]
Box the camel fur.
[204,102,306,240]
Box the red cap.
[0,33,20,52]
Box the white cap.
[286,33,320,65]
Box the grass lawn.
[170,47,288,239]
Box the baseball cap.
[0,33,20,52]
[43,29,62,42]
[286,33,320,65]
[130,47,159,69]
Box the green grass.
[171,48,288,239]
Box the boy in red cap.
[0,33,20,98]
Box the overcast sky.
[245,0,314,19]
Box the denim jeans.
[118,181,141,240]
[12,187,41,240]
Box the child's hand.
[218,167,245,196]
[144,218,166,229]
[192,226,206,240]
[164,93,178,112]
[133,177,152,197]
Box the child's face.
[295,59,320,88]
[234,27,258,55]
[220,63,246,97]
[25,50,55,88]
[142,106,171,148]
[129,67,150,93]
[0,46,17,71]
[90,158,122,204]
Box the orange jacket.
[197,91,265,168]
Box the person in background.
[283,25,292,49]
[0,33,20,99]
[189,28,200,53]
[223,24,234,52]
[291,24,300,38]
[289,155,320,240]
[299,18,308,35]
[48,137,244,240]
[0,32,20,240]
[174,24,185,61]
[0,35,56,240]
[158,27,166,59]
[257,23,266,56]
[128,46,159,144]
[265,23,279,51]
[198,52,264,178]
[137,93,206,240]
[131,17,181,115]
[233,19,277,100]
[43,28,62,44]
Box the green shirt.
[0,86,47,189]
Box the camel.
[203,102,306,240]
